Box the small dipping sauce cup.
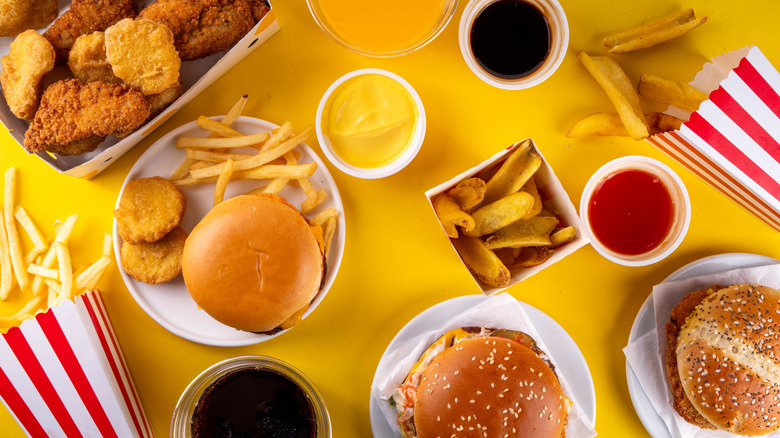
[459,0,569,89]
[171,356,330,438]
[307,0,458,57]
[316,68,426,179]
[579,156,690,267]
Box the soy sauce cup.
[579,156,691,267]
[459,0,569,90]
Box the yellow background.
[3,0,780,436]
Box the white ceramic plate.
[113,117,346,346]
[626,253,779,437]
[369,294,596,437]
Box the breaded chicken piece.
[114,176,187,244]
[67,31,122,84]
[139,0,266,61]
[23,79,149,153]
[0,0,58,37]
[43,0,137,63]
[1,30,55,120]
[145,80,185,121]
[121,226,187,284]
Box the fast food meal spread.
[4,1,780,437]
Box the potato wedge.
[432,194,475,238]
[452,236,510,288]
[549,226,576,248]
[568,111,683,138]
[520,177,543,220]
[464,191,534,237]
[638,73,708,112]
[476,139,541,209]
[485,216,559,249]
[507,246,551,269]
[603,9,707,54]
[577,52,648,140]
[448,178,486,210]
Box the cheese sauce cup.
[316,68,426,179]
[579,156,691,267]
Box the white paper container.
[0,291,153,437]
[424,139,589,295]
[647,46,780,232]
[0,1,279,180]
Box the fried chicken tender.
[46,135,106,156]
[0,0,58,37]
[146,80,185,121]
[114,176,187,244]
[121,226,187,284]
[23,79,150,153]
[139,0,267,61]
[104,18,181,95]
[1,30,55,120]
[67,31,122,84]
[43,0,137,63]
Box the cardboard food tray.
[0,0,279,179]
[425,139,589,295]
[646,46,780,232]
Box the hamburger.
[392,327,570,438]
[182,194,325,333]
[665,283,780,435]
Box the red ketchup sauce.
[587,169,674,256]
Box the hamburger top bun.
[677,283,780,436]
[182,194,324,333]
[414,336,566,438]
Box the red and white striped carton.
[646,46,780,232]
[0,291,154,438]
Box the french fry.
[5,168,28,291]
[638,73,708,112]
[185,148,254,163]
[464,191,534,237]
[577,52,649,140]
[312,208,339,227]
[75,256,112,291]
[102,232,112,257]
[432,194,475,238]
[321,217,337,259]
[647,112,684,133]
[603,9,707,54]
[485,216,560,250]
[176,132,271,149]
[448,178,486,210]
[451,236,510,288]
[568,111,684,138]
[476,139,542,209]
[197,115,244,138]
[0,209,13,299]
[27,264,58,280]
[214,159,234,206]
[53,241,72,303]
[32,214,78,296]
[15,206,47,262]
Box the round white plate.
[113,117,346,346]
[626,253,779,437]
[369,294,596,437]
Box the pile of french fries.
[167,95,339,259]
[0,168,112,332]
[432,141,576,288]
[568,8,709,139]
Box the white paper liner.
[371,293,596,438]
[624,263,780,437]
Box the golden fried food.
[114,176,187,244]
[638,73,709,112]
[567,111,685,138]
[45,135,106,156]
[23,79,150,153]
[104,18,181,95]
[432,193,474,238]
[0,0,58,37]
[43,0,137,63]
[451,235,510,288]
[475,139,541,209]
[67,31,122,84]
[145,80,185,121]
[0,30,55,120]
[604,9,707,54]
[463,191,534,237]
[121,226,187,284]
[447,178,486,210]
[139,0,265,61]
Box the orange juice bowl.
[306,0,458,57]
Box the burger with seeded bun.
[392,327,570,438]
[182,193,325,334]
[665,283,780,435]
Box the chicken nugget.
[68,31,122,84]
[104,18,180,95]
[115,176,187,244]
[0,0,58,37]
[1,30,55,120]
[121,226,187,284]
[145,80,184,121]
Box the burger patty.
[664,285,723,429]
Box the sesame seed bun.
[182,194,324,333]
[674,283,780,435]
[413,335,566,438]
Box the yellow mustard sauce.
[323,74,418,168]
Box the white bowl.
[579,156,691,267]
[316,68,426,179]
[458,0,569,90]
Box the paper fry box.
[0,1,279,180]
[425,140,589,295]
[0,291,153,438]
[647,46,780,232]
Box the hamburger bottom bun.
[182,194,324,333]
[675,283,780,436]
[414,336,566,438]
